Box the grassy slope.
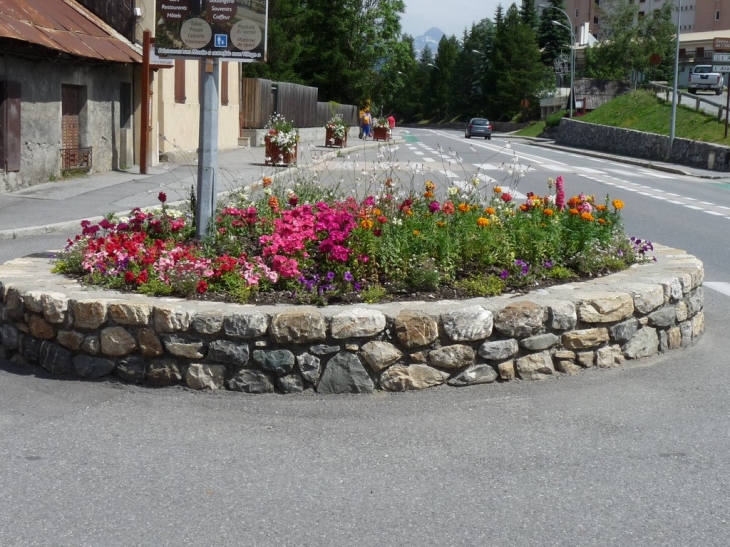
[516,90,730,144]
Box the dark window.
[120,82,132,129]
[697,47,705,58]
[716,10,720,20]
[221,62,229,106]
[174,59,186,103]
[0,81,21,172]
[594,16,599,23]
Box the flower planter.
[372,127,390,141]
[325,127,348,148]
[265,138,297,166]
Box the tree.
[429,35,460,120]
[581,0,673,81]
[489,4,546,121]
[520,0,540,31]
[537,0,572,68]
[453,19,494,118]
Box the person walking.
[361,110,372,140]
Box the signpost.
[155,1,269,238]
[713,41,730,138]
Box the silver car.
[465,118,492,140]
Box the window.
[716,10,720,20]
[697,47,705,57]
[575,8,579,16]
[0,81,21,172]
[120,82,132,129]
[638,10,645,17]
[221,62,229,106]
[174,59,186,103]
[594,16,599,23]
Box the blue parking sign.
[214,34,228,48]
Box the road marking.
[638,191,653,196]
[667,200,684,204]
[665,192,680,196]
[685,205,703,210]
[573,166,605,174]
[414,151,424,155]
[705,282,730,297]
[423,157,436,162]
[704,210,725,216]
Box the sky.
[399,0,505,38]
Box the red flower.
[501,193,513,203]
[124,271,136,284]
[136,270,149,284]
[196,280,208,294]
[158,191,167,203]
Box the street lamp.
[669,0,682,153]
[552,19,575,118]
[427,63,439,70]
[471,49,485,56]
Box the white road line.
[700,201,713,205]
[422,158,436,162]
[704,210,725,216]
[685,197,697,201]
[665,192,680,196]
[718,205,730,210]
[473,163,499,170]
[414,151,424,155]
[650,195,667,200]
[573,166,606,174]
[705,282,730,297]
[685,205,703,210]
[638,191,653,196]
[667,200,684,204]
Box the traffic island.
[0,244,704,394]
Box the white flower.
[448,186,459,196]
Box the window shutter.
[0,81,21,172]
[175,59,186,103]
[221,62,229,106]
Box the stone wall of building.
[0,245,704,394]
[556,118,730,172]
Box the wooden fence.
[240,78,358,131]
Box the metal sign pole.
[196,58,219,239]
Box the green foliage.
[537,0,571,67]
[454,274,505,297]
[546,109,566,127]
[361,284,388,303]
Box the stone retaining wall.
[0,245,704,394]
[556,118,730,172]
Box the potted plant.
[264,113,299,166]
[372,117,390,141]
[325,114,348,148]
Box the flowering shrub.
[54,170,643,304]
[325,115,348,140]
[265,113,299,154]
[373,117,390,129]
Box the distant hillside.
[413,27,444,59]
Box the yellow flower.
[612,199,624,210]
[361,219,374,229]
[476,217,489,227]
[425,180,436,191]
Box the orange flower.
[262,176,273,188]
[442,201,455,215]
[436,221,445,227]
[476,217,489,227]
[385,177,394,188]
[484,207,496,215]
[519,204,528,212]
[598,218,606,224]
[543,208,554,216]
[372,208,382,216]
[493,186,502,193]
[424,191,434,199]
[412,230,420,236]
[406,209,413,216]
[268,196,279,209]
[458,203,470,213]
[581,212,594,222]
[596,204,607,212]
[361,218,374,229]
[569,208,579,215]
[612,199,624,210]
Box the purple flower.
[325,271,335,282]
[500,269,509,280]
[343,271,354,282]
[354,282,362,291]
[429,201,440,213]
[543,261,553,269]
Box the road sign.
[712,65,730,73]
[714,37,730,51]
[713,53,730,62]
[214,34,228,47]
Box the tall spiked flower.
[555,175,565,211]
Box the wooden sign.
[713,37,730,51]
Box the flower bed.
[53,169,649,308]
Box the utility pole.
[196,58,219,239]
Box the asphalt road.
[1,137,730,546]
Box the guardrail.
[646,82,728,122]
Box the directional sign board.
[712,65,730,73]
[713,53,730,63]
[155,0,268,62]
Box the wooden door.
[61,85,79,150]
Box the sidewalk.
[0,133,392,241]
[1,132,726,241]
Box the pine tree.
[520,0,540,31]
[537,0,572,67]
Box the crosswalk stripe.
[705,282,730,297]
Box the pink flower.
[555,175,565,211]
[429,201,440,213]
